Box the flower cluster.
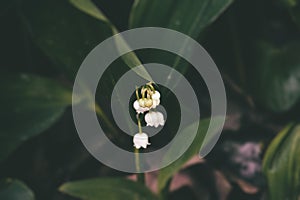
[132,83,165,149]
[133,90,160,113]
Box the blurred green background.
[1,0,300,199]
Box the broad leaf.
[129,0,234,77]
[251,41,300,112]
[59,178,158,200]
[263,124,300,200]
[0,74,72,161]
[69,0,153,82]
[130,0,233,38]
[69,0,109,23]
[157,117,224,192]
[0,179,35,200]
[22,0,112,79]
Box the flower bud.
[138,99,145,107]
[144,98,153,108]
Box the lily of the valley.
[151,91,160,109]
[132,83,164,149]
[133,133,151,149]
[145,111,165,128]
[133,100,150,114]
[133,91,161,113]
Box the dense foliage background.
[1,0,300,199]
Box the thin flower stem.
[137,114,142,134]
[146,82,155,91]
[135,87,140,100]
[134,148,145,184]
[134,148,141,172]
[137,171,145,184]
[135,113,145,184]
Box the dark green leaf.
[157,117,224,192]
[263,124,300,200]
[22,0,112,79]
[251,41,300,112]
[0,74,72,162]
[69,0,153,82]
[59,178,158,200]
[0,179,35,200]
[129,0,233,83]
[69,0,109,23]
[130,0,233,38]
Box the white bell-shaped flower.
[145,111,165,128]
[151,99,160,109]
[133,100,149,114]
[152,91,160,100]
[133,133,150,149]
[151,91,161,109]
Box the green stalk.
[135,114,145,184]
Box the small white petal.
[152,91,160,100]
[133,133,150,149]
[157,112,165,126]
[133,100,149,114]
[145,111,165,128]
[145,112,153,126]
[133,100,140,110]
[151,99,160,109]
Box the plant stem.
[134,148,141,173]
[135,114,145,184]
[137,171,145,185]
[134,148,145,184]
[137,114,142,134]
